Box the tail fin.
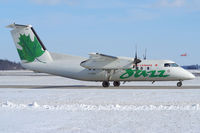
[7,23,53,63]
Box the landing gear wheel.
[177,81,182,87]
[102,81,110,87]
[113,81,120,87]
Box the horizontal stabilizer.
[6,23,32,29]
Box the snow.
[0,70,200,133]
[1,101,200,111]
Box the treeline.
[182,64,199,70]
[0,59,24,70]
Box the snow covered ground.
[0,70,200,133]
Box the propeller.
[133,46,141,70]
[143,48,147,60]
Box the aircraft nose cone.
[188,73,195,80]
[184,71,195,80]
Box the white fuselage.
[22,52,195,82]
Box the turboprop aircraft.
[7,23,195,87]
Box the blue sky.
[0,0,200,65]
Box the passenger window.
[141,67,143,70]
[147,67,150,70]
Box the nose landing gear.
[177,81,182,87]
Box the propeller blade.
[132,46,141,69]
[144,48,147,60]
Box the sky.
[0,0,200,65]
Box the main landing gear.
[102,81,110,87]
[113,81,120,87]
[177,81,182,87]
[102,81,121,87]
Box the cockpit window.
[164,63,170,67]
[164,63,179,67]
[171,63,179,67]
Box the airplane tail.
[7,23,53,63]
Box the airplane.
[7,23,195,87]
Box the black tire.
[177,82,182,87]
[113,81,120,87]
[102,81,110,87]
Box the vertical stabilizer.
[7,23,53,63]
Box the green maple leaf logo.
[17,34,45,62]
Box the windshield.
[164,63,179,67]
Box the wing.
[80,53,133,70]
